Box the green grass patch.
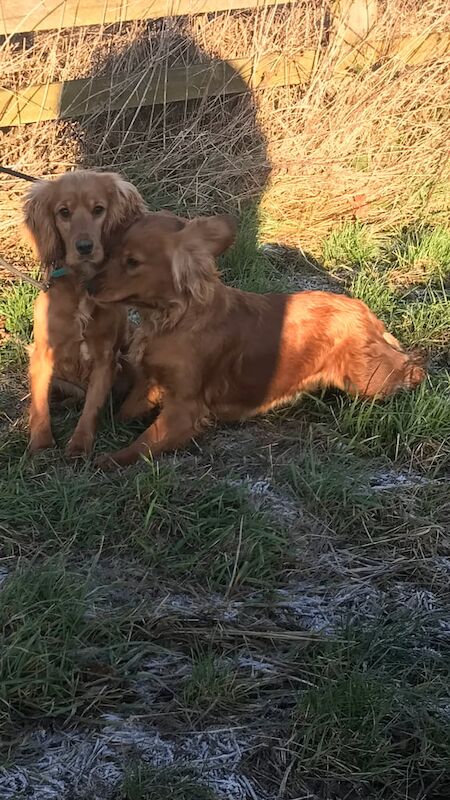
[322,221,380,270]
[398,287,450,349]
[349,265,397,320]
[0,337,30,369]
[285,442,448,555]
[0,278,36,367]
[324,222,449,351]
[220,205,288,292]
[0,560,121,737]
[350,272,449,350]
[181,650,245,715]
[289,617,450,798]
[127,468,290,591]
[0,455,290,591]
[287,447,385,527]
[119,763,215,800]
[330,376,450,467]
[0,279,36,341]
[390,224,450,283]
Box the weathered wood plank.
[0,52,315,126]
[0,0,288,36]
[330,0,378,49]
[1,33,448,128]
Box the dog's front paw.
[29,429,56,452]
[65,430,94,458]
[95,452,120,470]
[96,444,142,469]
[404,359,426,390]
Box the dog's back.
[197,290,425,418]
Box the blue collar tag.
[51,266,69,279]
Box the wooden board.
[0,52,316,126]
[0,0,288,36]
[1,33,448,128]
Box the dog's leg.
[117,377,162,421]
[65,358,115,457]
[52,378,86,403]
[29,345,56,451]
[96,399,199,469]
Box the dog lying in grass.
[88,212,426,468]
[24,170,146,455]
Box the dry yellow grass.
[0,0,449,270]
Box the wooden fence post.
[330,0,378,49]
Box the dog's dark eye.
[126,257,139,269]
[92,205,105,217]
[58,207,70,219]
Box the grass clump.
[0,454,290,591]
[288,618,450,798]
[349,265,397,320]
[119,763,215,800]
[324,223,450,354]
[322,222,380,271]
[0,458,138,549]
[180,648,250,717]
[330,376,450,469]
[0,560,108,735]
[0,278,36,366]
[132,471,290,592]
[287,448,385,531]
[398,288,450,350]
[0,279,36,341]
[390,224,450,285]
[285,443,448,555]
[220,205,282,292]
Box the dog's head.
[23,170,146,278]
[88,211,237,306]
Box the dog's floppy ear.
[102,173,147,242]
[23,180,63,268]
[172,214,237,302]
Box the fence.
[1,0,449,261]
[1,0,449,128]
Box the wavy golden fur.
[23,170,146,456]
[87,212,426,468]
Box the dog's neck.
[138,281,264,336]
[139,297,188,334]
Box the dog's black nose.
[76,239,94,256]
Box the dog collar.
[51,265,69,279]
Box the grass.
[1,0,449,790]
[119,764,215,800]
[322,221,381,271]
[220,205,286,292]
[0,454,290,590]
[0,279,37,342]
[288,618,450,798]
[0,214,449,798]
[399,288,450,349]
[286,443,449,560]
[330,376,450,467]
[181,649,247,716]
[0,279,37,367]
[350,264,397,319]
[389,224,450,284]
[0,560,121,737]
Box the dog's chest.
[59,296,96,382]
[76,297,93,363]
